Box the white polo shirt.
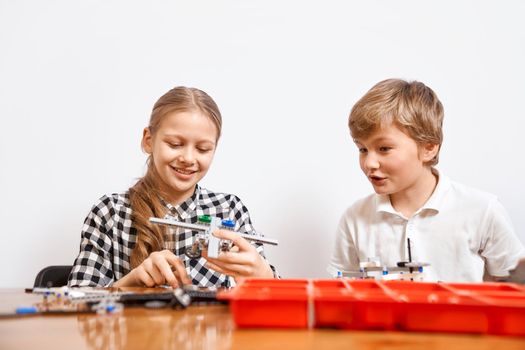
[328,173,525,282]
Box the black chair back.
[33,265,73,288]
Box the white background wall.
[1,1,524,287]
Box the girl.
[68,86,277,288]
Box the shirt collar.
[163,185,200,220]
[420,168,450,212]
[376,194,398,215]
[375,168,450,216]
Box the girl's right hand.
[113,250,191,288]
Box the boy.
[328,79,525,282]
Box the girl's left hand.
[202,229,274,281]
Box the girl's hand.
[203,229,274,281]
[113,250,191,288]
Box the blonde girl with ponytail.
[69,86,276,288]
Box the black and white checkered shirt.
[68,185,277,288]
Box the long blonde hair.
[129,86,222,268]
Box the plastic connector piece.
[221,219,235,228]
[198,215,212,223]
[172,288,191,308]
[16,306,38,314]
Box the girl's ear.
[142,127,153,154]
[420,143,439,163]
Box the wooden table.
[1,289,524,350]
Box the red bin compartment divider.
[217,279,525,336]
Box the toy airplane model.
[149,215,278,259]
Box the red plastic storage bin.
[220,279,310,328]
[379,280,489,333]
[480,293,525,336]
[217,278,525,335]
[314,279,398,330]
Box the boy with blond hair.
[328,79,525,282]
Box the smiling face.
[354,123,438,199]
[142,110,219,204]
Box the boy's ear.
[420,143,439,163]
[142,127,153,154]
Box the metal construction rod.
[149,217,279,246]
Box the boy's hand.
[203,229,274,281]
[114,250,191,288]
